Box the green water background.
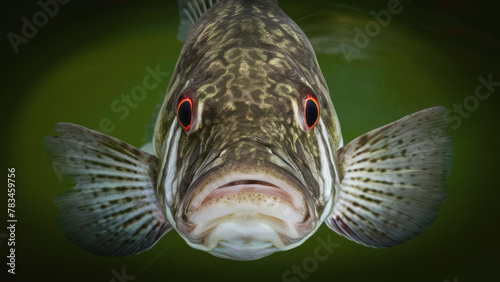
[1,0,499,281]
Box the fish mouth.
[176,163,316,260]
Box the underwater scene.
[1,0,499,281]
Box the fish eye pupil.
[305,98,319,129]
[177,99,192,130]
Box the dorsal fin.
[177,0,220,41]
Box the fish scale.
[45,0,453,261]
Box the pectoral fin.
[326,107,453,247]
[45,123,171,256]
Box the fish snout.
[175,160,316,260]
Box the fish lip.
[194,180,293,209]
[175,161,316,247]
[187,179,307,215]
[182,162,314,218]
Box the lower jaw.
[210,240,280,261]
[180,219,294,260]
[175,211,316,260]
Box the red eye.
[177,98,193,130]
[304,95,319,130]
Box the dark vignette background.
[1,0,499,281]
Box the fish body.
[45,0,453,261]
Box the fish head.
[156,50,341,260]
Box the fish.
[44,0,453,261]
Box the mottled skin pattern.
[154,0,342,233]
[42,0,453,261]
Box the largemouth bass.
[45,0,453,261]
